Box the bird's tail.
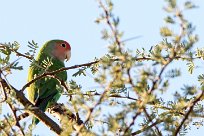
[32,100,48,125]
[32,92,58,125]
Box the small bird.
[27,40,71,125]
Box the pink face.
[53,41,71,61]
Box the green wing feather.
[27,40,67,124]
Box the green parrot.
[27,40,71,125]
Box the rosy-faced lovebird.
[27,40,71,125]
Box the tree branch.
[123,110,142,135]
[0,81,7,103]
[75,84,112,135]
[20,60,99,92]
[8,104,25,136]
[0,77,62,135]
[97,0,123,52]
[131,120,163,135]
[0,43,33,60]
[143,108,162,136]
[174,90,204,136]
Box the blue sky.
[0,0,204,135]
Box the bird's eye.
[61,43,66,48]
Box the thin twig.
[131,120,163,135]
[174,90,204,136]
[148,57,173,94]
[20,60,99,92]
[75,84,111,135]
[46,74,70,93]
[1,57,22,72]
[123,110,142,135]
[143,108,162,136]
[0,81,7,103]
[97,0,123,52]
[8,104,25,136]
[0,43,33,60]
[22,56,136,93]
[94,119,109,125]
[64,91,138,101]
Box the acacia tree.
[0,0,204,135]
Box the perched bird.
[27,40,71,125]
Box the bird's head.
[45,40,71,62]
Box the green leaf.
[0,46,11,55]
[160,27,173,37]
[113,17,120,27]
[186,61,194,74]
[164,16,175,24]
[69,80,81,90]
[10,62,23,70]
[72,67,87,77]
[198,74,204,85]
[184,1,196,9]
[101,29,110,40]
[181,85,197,95]
[196,48,204,60]
[168,0,176,8]
[165,69,180,78]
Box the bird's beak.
[65,50,71,62]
